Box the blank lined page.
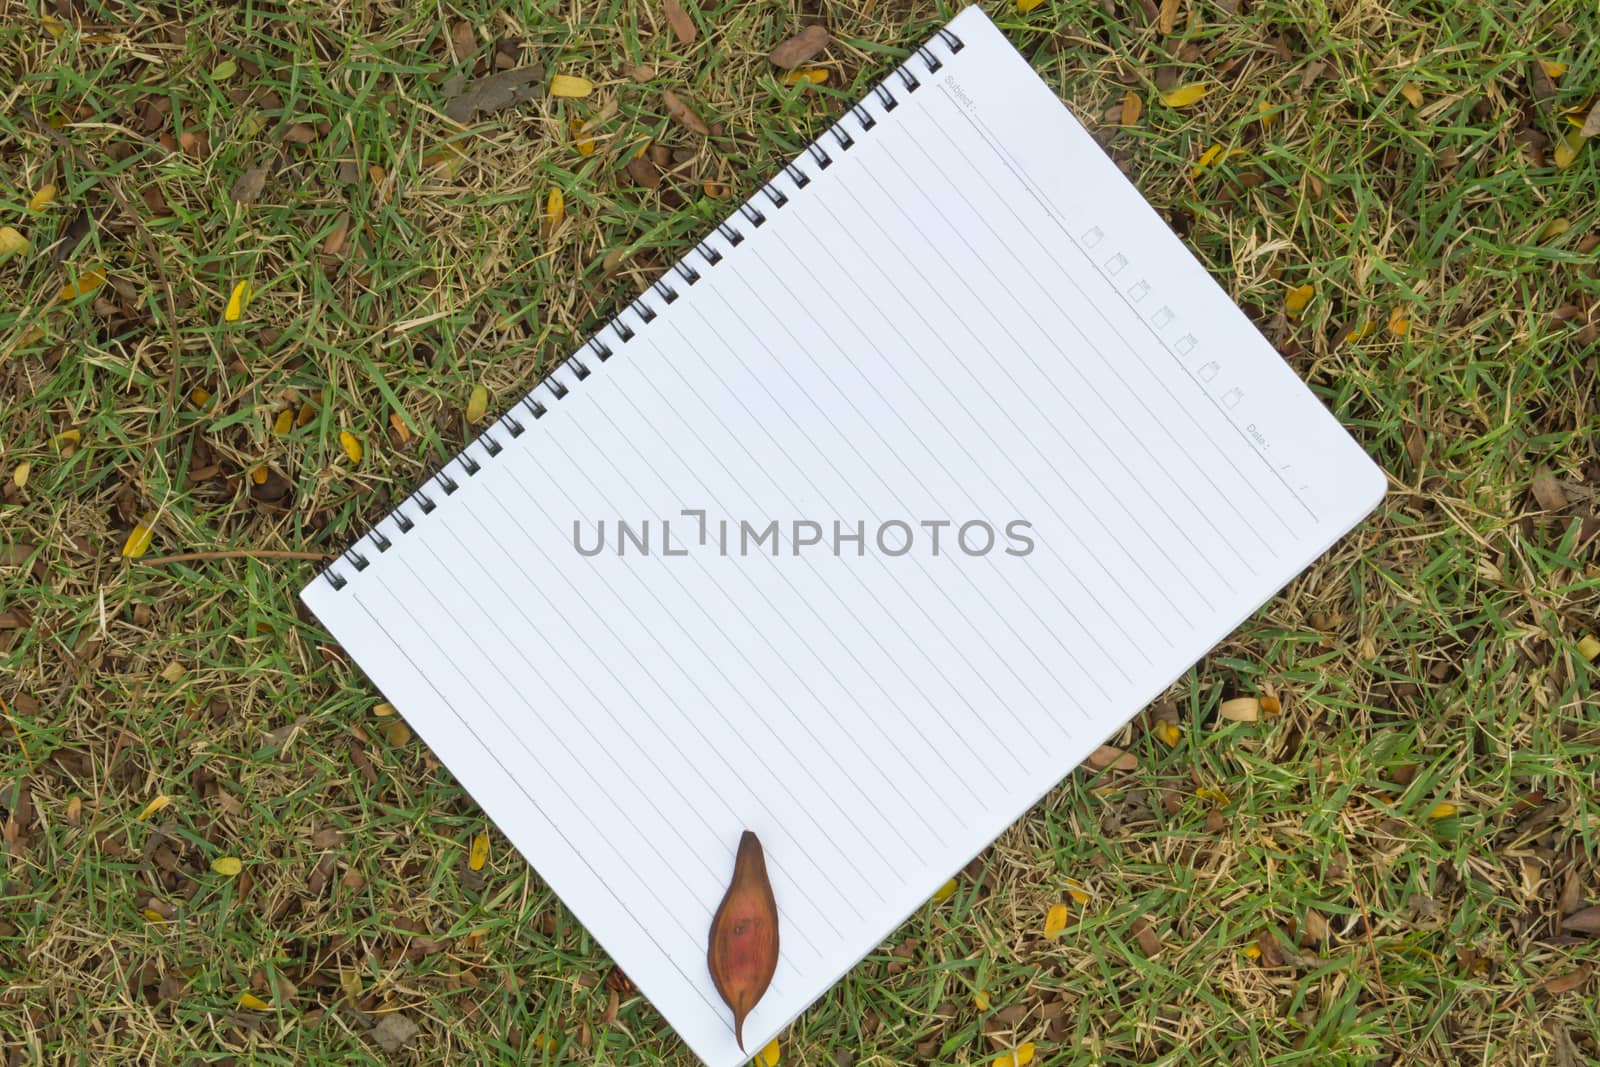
[302,8,1384,1066]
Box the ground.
[2,0,1599,1063]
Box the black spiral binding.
[319,22,966,592]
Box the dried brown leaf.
[1531,467,1567,511]
[1157,0,1181,34]
[229,160,271,205]
[1561,906,1600,934]
[1085,744,1137,771]
[663,0,697,45]
[1544,965,1591,995]
[770,24,829,70]
[372,1012,420,1053]
[626,155,662,190]
[1582,100,1600,139]
[1558,868,1584,916]
[283,123,317,145]
[450,20,476,62]
[663,90,710,135]
[1130,916,1162,957]
[444,65,546,123]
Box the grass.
[2,0,1599,1062]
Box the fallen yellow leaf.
[931,878,957,903]
[250,464,269,485]
[1156,721,1182,746]
[1553,130,1582,169]
[29,184,57,210]
[373,701,396,717]
[1160,83,1208,109]
[1065,877,1091,905]
[1256,99,1278,128]
[549,73,593,98]
[1285,284,1314,318]
[1345,320,1377,342]
[1399,81,1423,108]
[224,280,252,322]
[1191,142,1224,177]
[211,856,243,876]
[385,719,411,745]
[143,909,170,923]
[1386,305,1411,337]
[17,324,46,346]
[1578,635,1600,661]
[41,15,65,37]
[189,386,211,408]
[238,992,271,1010]
[1017,0,1046,10]
[1196,785,1230,805]
[339,430,363,465]
[466,384,489,424]
[545,187,565,227]
[1043,901,1069,938]
[568,117,597,155]
[757,1038,781,1066]
[12,462,30,489]
[0,227,29,260]
[973,989,991,1011]
[58,265,106,302]
[1539,59,1567,80]
[1121,91,1143,126]
[53,428,81,445]
[297,401,316,428]
[992,1043,1035,1066]
[1428,802,1458,820]
[1242,943,1262,959]
[123,514,157,560]
[273,409,293,435]
[469,830,490,871]
[138,794,173,820]
[782,68,829,86]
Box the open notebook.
[302,7,1384,1065]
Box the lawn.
[3,0,1599,1063]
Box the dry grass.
[3,0,1599,1063]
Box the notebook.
[301,7,1385,1064]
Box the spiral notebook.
[302,7,1384,1064]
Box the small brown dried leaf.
[1130,916,1162,957]
[626,155,662,190]
[230,160,271,205]
[663,90,710,135]
[1562,906,1600,934]
[1531,468,1567,511]
[1544,965,1591,995]
[663,0,697,45]
[1085,744,1138,771]
[770,24,829,70]
[1582,100,1600,139]
[283,123,318,145]
[450,20,476,62]
[1558,868,1584,916]
[1157,0,1181,35]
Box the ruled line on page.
[457,489,870,933]
[542,398,979,851]
[345,592,739,1033]
[927,83,1317,527]
[410,526,831,958]
[840,157,1221,625]
[599,352,1017,793]
[623,290,1086,739]
[486,455,923,888]
[733,219,1150,684]
[649,306,1083,758]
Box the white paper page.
[302,8,1384,1065]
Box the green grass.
[3,0,1599,1063]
